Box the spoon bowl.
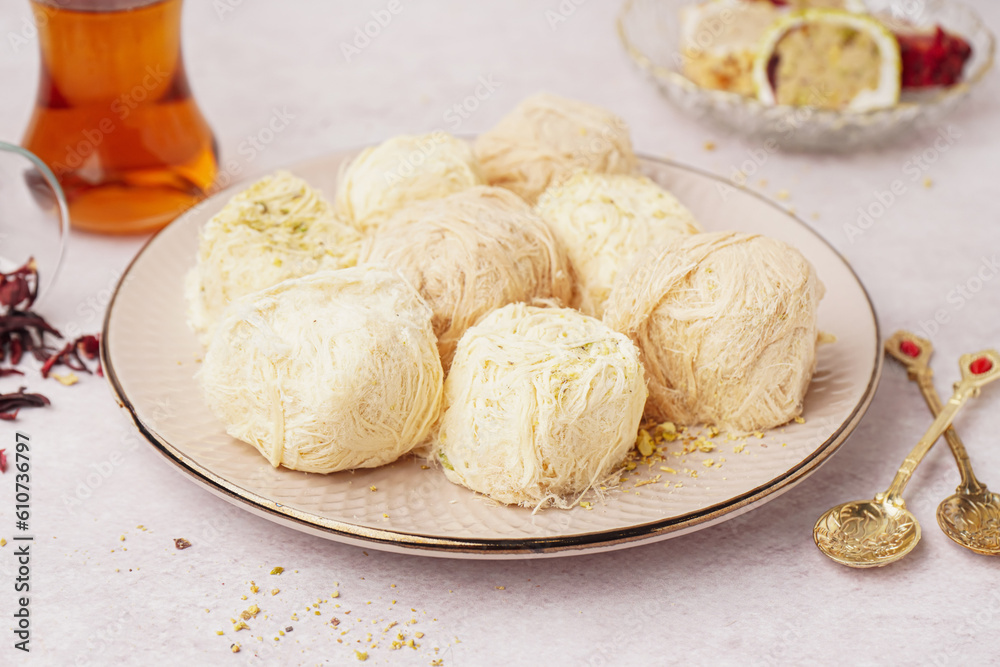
[814,498,921,568]
[887,332,1000,558]
[814,347,1000,568]
[937,490,1000,555]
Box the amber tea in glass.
[22,0,218,234]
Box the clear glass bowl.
[0,141,70,307]
[617,0,995,151]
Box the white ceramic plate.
[102,152,881,559]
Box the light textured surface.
[1,1,999,665]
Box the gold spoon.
[886,331,1000,556]
[813,347,1000,568]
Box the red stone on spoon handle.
[884,331,933,378]
[970,357,994,375]
[960,350,1000,388]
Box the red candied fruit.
[897,26,973,89]
[900,340,921,358]
[970,357,994,375]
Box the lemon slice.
[752,9,901,111]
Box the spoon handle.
[882,350,1000,505]
[885,332,984,494]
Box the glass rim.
[0,140,71,306]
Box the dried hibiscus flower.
[0,258,39,314]
[1,259,61,365]
[40,335,101,378]
[0,259,105,422]
[1,260,101,383]
[0,387,50,421]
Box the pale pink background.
[1,1,998,664]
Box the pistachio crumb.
[52,372,79,386]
